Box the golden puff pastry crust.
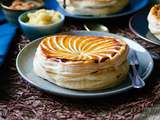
[57,0,128,16]
[33,35,129,90]
[148,4,160,40]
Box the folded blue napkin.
[0,23,17,65]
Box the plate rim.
[52,0,150,19]
[129,10,160,46]
[16,31,154,98]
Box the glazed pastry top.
[39,35,128,63]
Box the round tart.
[57,0,128,16]
[33,35,129,90]
[148,4,160,40]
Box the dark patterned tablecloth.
[0,18,160,120]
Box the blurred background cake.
[57,0,129,16]
[148,4,160,40]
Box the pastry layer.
[57,0,128,16]
[33,35,129,90]
[39,35,128,63]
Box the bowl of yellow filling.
[18,9,65,40]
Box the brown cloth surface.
[0,21,160,120]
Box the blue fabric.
[0,23,17,65]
